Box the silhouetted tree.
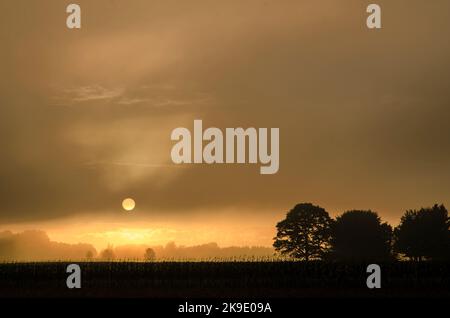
[100,244,116,261]
[86,250,94,261]
[273,203,333,261]
[394,204,450,261]
[144,248,156,261]
[330,210,392,261]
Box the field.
[0,261,449,298]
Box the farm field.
[0,261,449,298]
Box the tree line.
[273,203,450,261]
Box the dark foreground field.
[0,261,449,298]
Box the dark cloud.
[0,0,449,225]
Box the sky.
[1,0,450,250]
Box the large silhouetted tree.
[273,203,333,261]
[394,204,450,261]
[330,210,393,261]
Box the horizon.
[0,228,276,261]
[1,201,445,258]
[0,202,436,252]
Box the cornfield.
[0,260,449,297]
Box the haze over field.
[0,230,273,261]
[1,1,450,254]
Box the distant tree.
[144,248,156,261]
[100,244,116,261]
[273,203,333,261]
[330,210,393,261]
[394,204,450,261]
[86,250,94,261]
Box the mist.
[0,230,96,261]
[0,230,274,261]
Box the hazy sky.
[1,1,449,248]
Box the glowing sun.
[122,198,136,211]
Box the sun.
[122,198,136,211]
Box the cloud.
[0,0,450,226]
[116,97,150,105]
[61,85,124,103]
